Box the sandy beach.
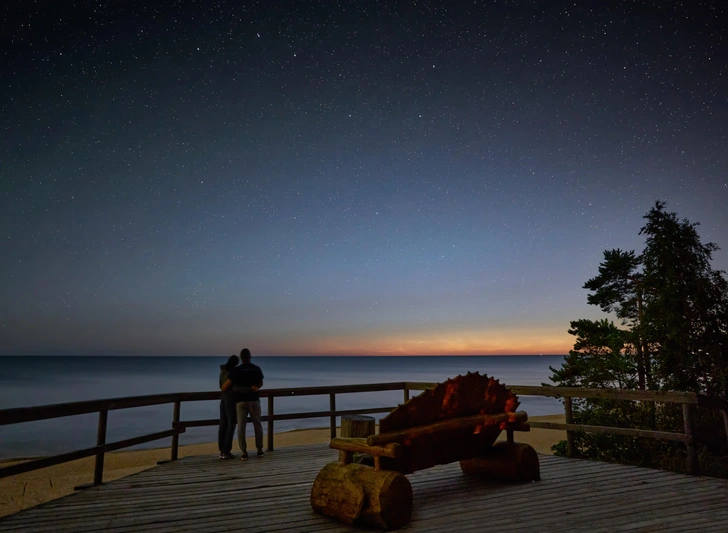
[0,414,565,518]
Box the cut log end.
[341,415,376,439]
[311,462,413,529]
[363,467,412,528]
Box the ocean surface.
[0,355,565,459]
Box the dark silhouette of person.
[221,348,265,459]
[218,354,239,459]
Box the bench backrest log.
[375,372,525,474]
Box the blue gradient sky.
[1,1,726,356]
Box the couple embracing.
[218,348,265,460]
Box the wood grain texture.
[1,444,727,532]
[528,421,687,442]
[311,462,412,528]
[329,438,402,458]
[340,415,375,439]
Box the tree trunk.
[311,462,413,529]
[636,343,646,391]
[636,284,648,390]
[460,442,541,482]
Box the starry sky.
[1,1,726,356]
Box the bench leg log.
[460,442,541,482]
[311,462,413,529]
[340,415,376,466]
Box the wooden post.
[267,396,274,451]
[337,416,377,466]
[564,396,574,458]
[330,393,337,440]
[682,404,699,475]
[722,410,728,445]
[171,400,181,461]
[403,384,409,403]
[93,409,108,486]
[341,415,376,439]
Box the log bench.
[311,373,541,529]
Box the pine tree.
[639,201,728,398]
[549,201,728,470]
[550,318,635,389]
[582,249,649,389]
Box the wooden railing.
[1,382,726,485]
[408,383,728,475]
[0,382,408,487]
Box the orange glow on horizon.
[249,327,572,356]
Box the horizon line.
[0,353,567,357]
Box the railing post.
[722,410,728,446]
[93,409,108,486]
[171,400,181,461]
[403,383,410,404]
[267,396,274,451]
[564,396,574,458]
[329,393,336,440]
[682,404,699,475]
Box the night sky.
[2,1,726,356]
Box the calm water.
[0,355,565,458]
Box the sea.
[0,355,565,459]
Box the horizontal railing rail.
[406,382,728,408]
[0,382,409,426]
[0,393,194,426]
[177,406,397,429]
[1,380,726,485]
[0,429,183,479]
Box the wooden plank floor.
[1,444,727,532]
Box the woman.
[218,354,239,459]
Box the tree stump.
[340,415,376,465]
[341,415,376,438]
[311,461,413,529]
[460,442,541,482]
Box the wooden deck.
[1,444,727,532]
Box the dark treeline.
[549,201,728,475]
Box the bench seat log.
[329,437,402,458]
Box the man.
[221,348,265,459]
